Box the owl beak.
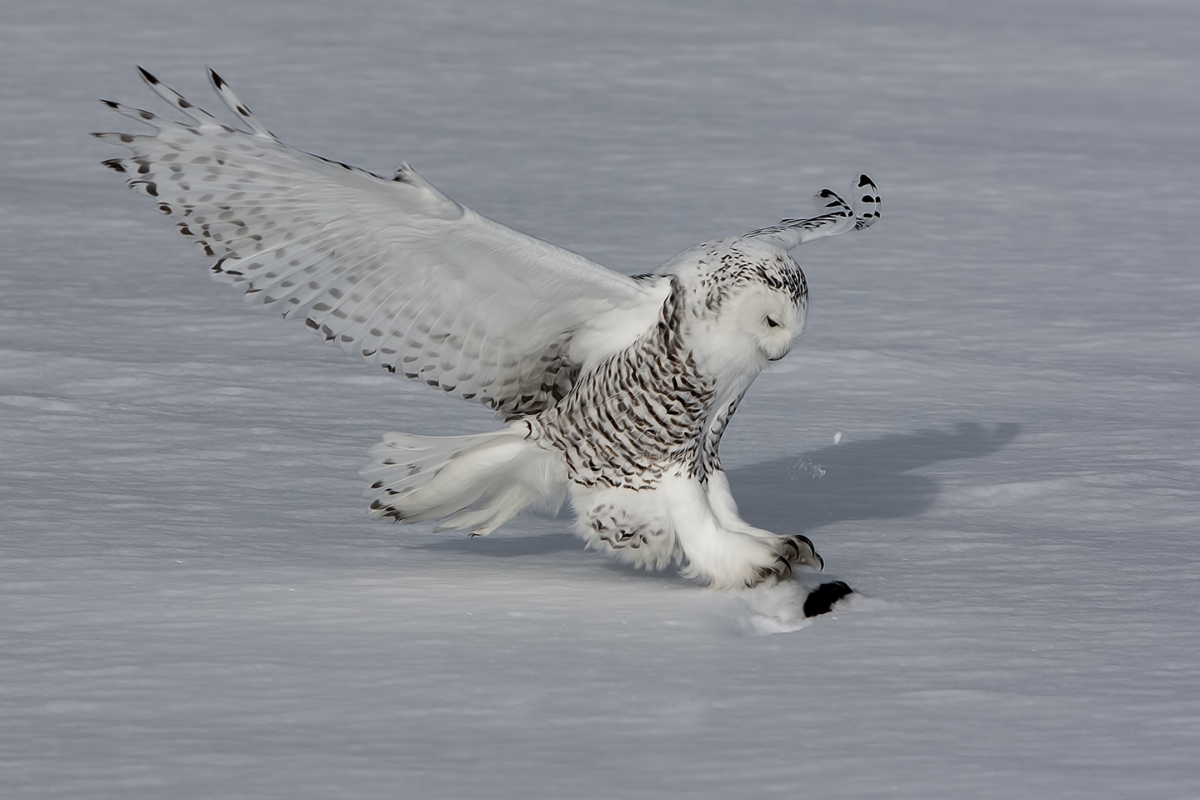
[765,342,793,362]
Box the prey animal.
[95,69,879,605]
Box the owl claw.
[780,534,823,571]
[748,558,791,587]
[743,534,826,587]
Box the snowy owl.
[95,69,879,609]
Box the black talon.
[782,535,822,570]
[797,534,823,570]
[803,581,853,618]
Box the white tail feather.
[360,425,565,535]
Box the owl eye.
[765,316,781,329]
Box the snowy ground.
[3,0,1199,797]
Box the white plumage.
[96,69,879,598]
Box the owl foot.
[778,534,823,571]
[747,535,824,587]
[803,581,854,618]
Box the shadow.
[418,530,582,558]
[416,528,696,586]
[416,422,1020,558]
[727,422,1021,535]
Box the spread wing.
[744,174,881,249]
[94,68,667,418]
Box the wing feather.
[744,175,881,249]
[96,69,667,417]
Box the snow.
[3,0,1200,797]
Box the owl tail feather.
[359,425,566,536]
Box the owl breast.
[528,281,719,490]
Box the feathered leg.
[705,470,852,614]
[705,470,823,569]
[649,476,816,590]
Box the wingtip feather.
[206,67,274,138]
[136,66,161,87]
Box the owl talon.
[747,557,793,588]
[779,534,823,571]
[743,535,826,587]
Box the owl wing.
[744,174,881,249]
[94,68,667,418]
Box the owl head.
[658,237,808,377]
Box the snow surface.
[3,0,1200,797]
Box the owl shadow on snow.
[417,422,1020,559]
[727,421,1019,536]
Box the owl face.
[659,239,810,378]
[729,282,807,363]
[734,284,801,362]
[683,279,807,382]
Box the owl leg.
[705,470,823,570]
[571,486,681,572]
[703,472,852,614]
[654,476,815,590]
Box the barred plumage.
[97,68,879,596]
